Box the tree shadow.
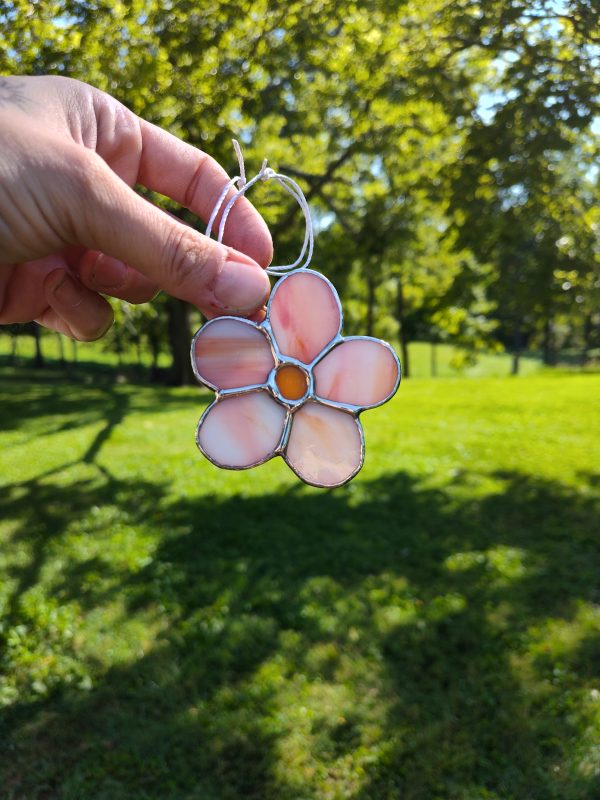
[0,459,598,798]
[0,370,209,440]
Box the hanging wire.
[205,140,314,276]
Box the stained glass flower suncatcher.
[191,269,400,488]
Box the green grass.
[405,341,543,378]
[0,369,599,799]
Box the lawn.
[0,369,599,799]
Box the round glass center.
[275,364,309,400]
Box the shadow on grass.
[0,444,598,796]
[0,370,208,441]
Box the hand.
[0,75,272,340]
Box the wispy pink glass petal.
[197,391,286,468]
[269,272,341,364]
[313,338,399,408]
[285,402,363,487]
[193,318,275,390]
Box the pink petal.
[192,318,275,390]
[313,338,400,409]
[285,402,363,487]
[197,390,287,469]
[269,271,341,364]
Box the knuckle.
[60,146,101,202]
[95,97,142,176]
[164,226,216,291]
[184,153,211,209]
[112,104,142,150]
[69,147,106,194]
[55,146,106,213]
[60,149,110,242]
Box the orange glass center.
[275,364,308,400]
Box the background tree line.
[1,0,598,382]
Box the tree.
[442,0,599,371]
[2,0,597,380]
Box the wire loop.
[205,140,314,276]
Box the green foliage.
[1,371,599,798]
[0,589,91,707]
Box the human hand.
[0,75,272,340]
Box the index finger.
[137,120,273,268]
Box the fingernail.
[213,260,270,312]
[53,275,83,308]
[92,254,128,291]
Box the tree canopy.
[2,0,598,378]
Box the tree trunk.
[33,324,44,368]
[401,338,409,379]
[56,333,66,367]
[167,298,195,385]
[149,331,161,381]
[10,334,17,366]
[542,315,556,366]
[582,313,592,366]
[430,342,437,378]
[136,339,144,380]
[365,272,376,338]
[511,315,522,376]
[396,280,410,378]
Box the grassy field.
[0,368,599,799]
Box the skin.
[0,75,273,341]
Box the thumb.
[72,150,271,316]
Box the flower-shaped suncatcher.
[192,269,400,487]
[191,143,401,488]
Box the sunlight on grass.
[445,546,528,583]
[0,371,599,799]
